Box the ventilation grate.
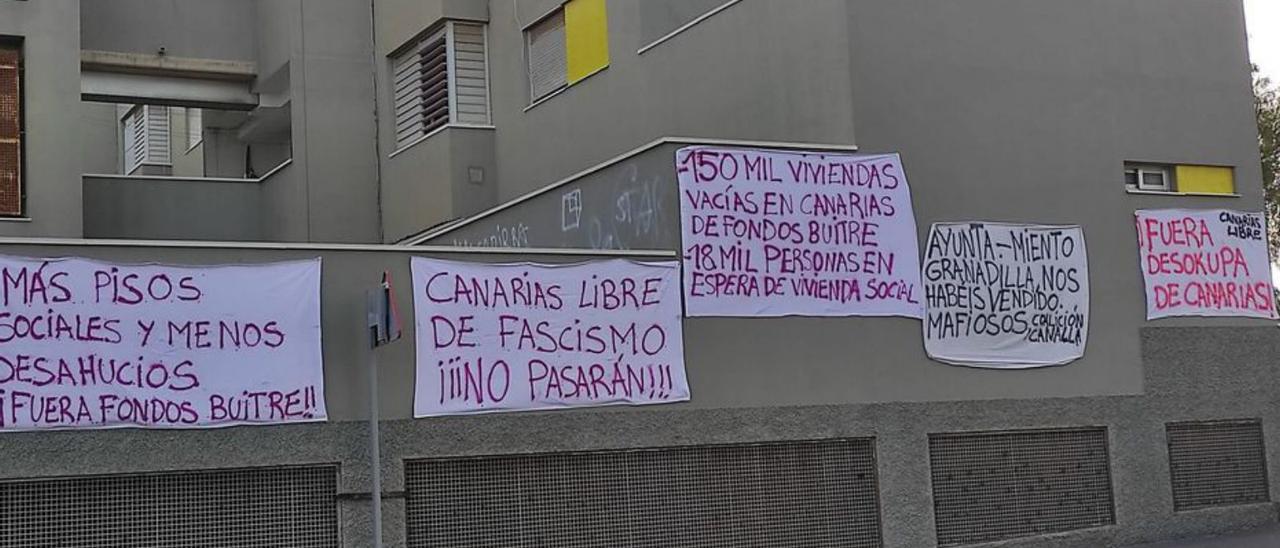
[929,427,1115,546]
[1167,420,1269,511]
[406,439,882,548]
[0,465,339,548]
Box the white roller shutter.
[526,11,567,101]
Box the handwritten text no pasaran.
[412,258,688,416]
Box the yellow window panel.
[565,0,609,84]
[1175,165,1235,195]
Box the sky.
[1246,0,1280,79]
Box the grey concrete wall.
[254,0,295,80]
[203,128,247,178]
[0,0,1263,546]
[381,131,456,243]
[371,0,495,242]
[379,127,498,244]
[372,0,854,239]
[83,175,262,241]
[482,0,856,203]
[846,0,1268,381]
[425,134,1274,408]
[249,142,290,177]
[378,130,455,241]
[374,0,488,57]
[447,127,499,223]
[79,101,121,174]
[258,0,382,244]
[423,141,693,250]
[80,0,257,62]
[0,240,1273,547]
[425,0,1267,401]
[0,0,82,236]
[253,0,305,241]
[637,0,735,47]
[169,107,205,178]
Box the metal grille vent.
[1167,420,1269,511]
[929,427,1115,546]
[0,465,339,548]
[406,439,882,548]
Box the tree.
[1257,66,1280,251]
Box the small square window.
[523,0,610,106]
[1125,164,1170,192]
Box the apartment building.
[0,1,1274,547]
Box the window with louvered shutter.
[393,28,451,148]
[451,23,490,125]
[391,22,492,151]
[526,11,567,102]
[0,42,21,216]
[122,105,172,175]
[123,106,146,175]
[146,105,170,164]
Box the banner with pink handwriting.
[1135,209,1277,319]
[0,257,324,430]
[412,257,688,416]
[677,146,924,317]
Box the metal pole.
[369,342,384,548]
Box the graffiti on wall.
[569,164,671,251]
[450,223,532,249]
[561,189,582,231]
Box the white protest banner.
[1135,209,1277,319]
[677,146,923,317]
[412,257,688,416]
[0,257,324,431]
[923,223,1089,368]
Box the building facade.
[0,1,1274,547]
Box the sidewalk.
[1131,526,1280,547]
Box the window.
[391,21,491,150]
[1125,162,1235,195]
[1125,164,1170,192]
[526,11,567,101]
[0,41,21,216]
[122,104,171,175]
[525,0,610,104]
[186,107,203,151]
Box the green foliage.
[1257,66,1280,251]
